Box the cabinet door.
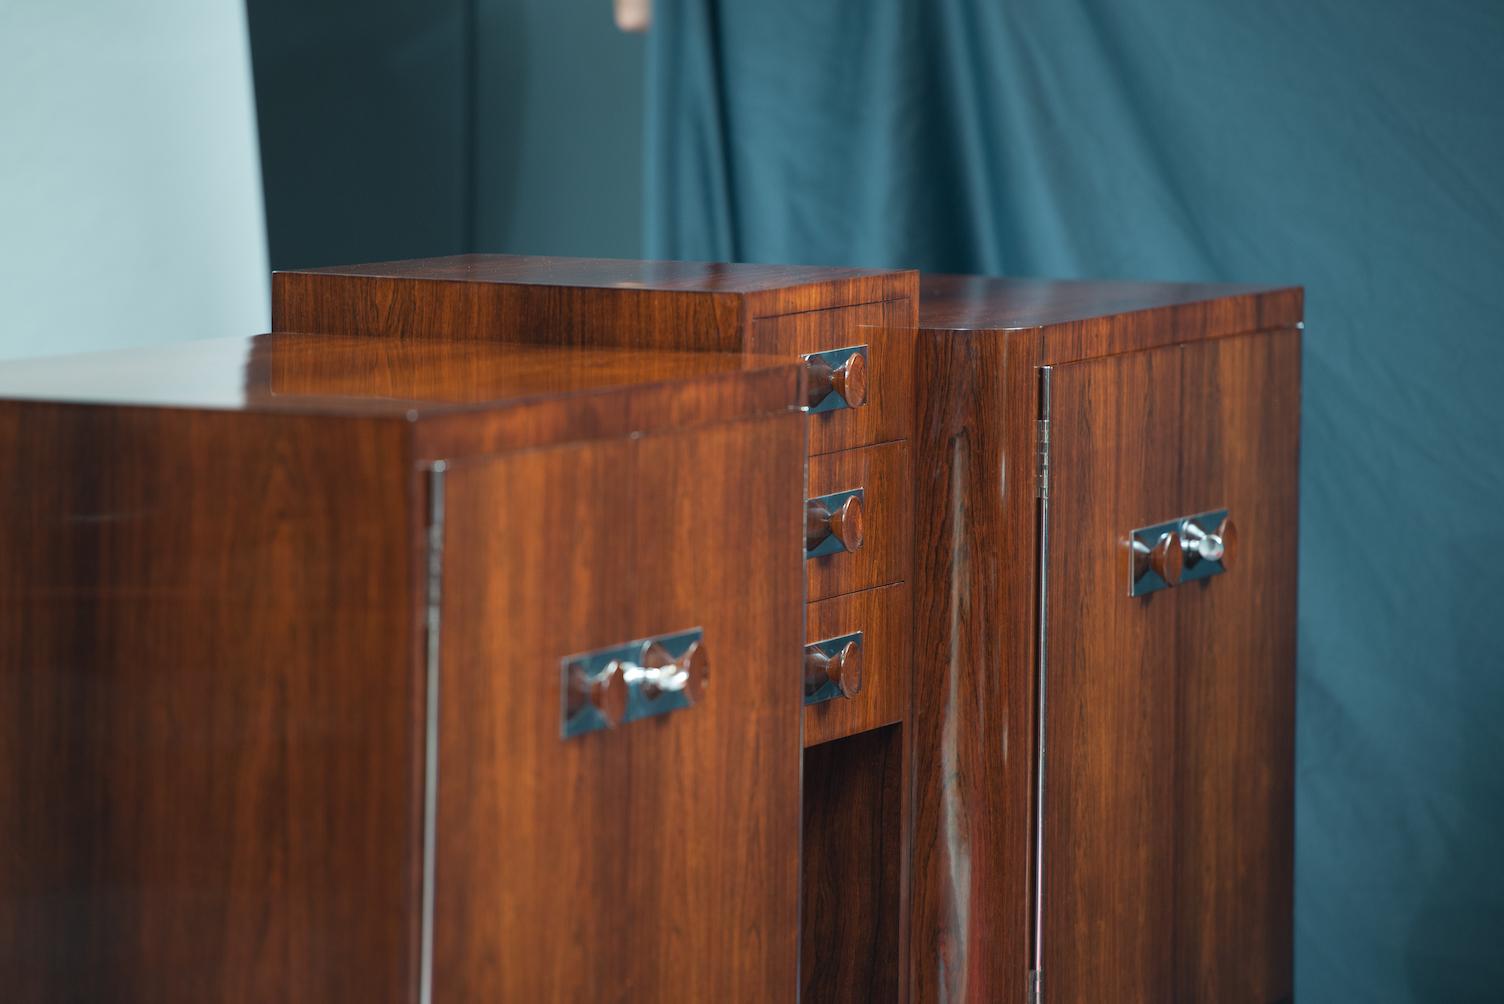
[1040,329,1299,1003]
[431,414,805,1002]
[1172,330,1299,1003]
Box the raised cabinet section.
[1040,329,1299,1004]
[272,256,921,1001]
[433,416,806,1002]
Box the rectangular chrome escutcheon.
[1128,507,1233,596]
[802,344,868,414]
[804,631,862,705]
[806,487,864,559]
[560,627,705,740]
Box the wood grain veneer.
[273,254,921,1004]
[435,415,806,1001]
[801,724,905,1004]
[911,275,1302,1003]
[272,254,918,456]
[0,407,417,1003]
[919,274,1301,364]
[1171,330,1299,1003]
[1042,347,1185,1002]
[0,336,807,1002]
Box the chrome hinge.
[1028,969,1043,1004]
[1034,419,1051,500]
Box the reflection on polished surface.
[920,273,1288,331]
[291,253,898,292]
[0,333,789,415]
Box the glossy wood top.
[920,274,1301,331]
[921,273,1302,367]
[0,333,802,421]
[284,253,911,295]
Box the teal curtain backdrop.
[645,2,1504,1001]
[246,0,645,269]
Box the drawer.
[803,582,910,747]
[751,298,914,455]
[805,440,912,602]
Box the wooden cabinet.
[913,276,1302,1004]
[0,334,806,1002]
[273,255,921,1001]
[0,261,1303,1003]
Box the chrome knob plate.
[805,487,865,558]
[802,345,869,414]
[561,628,706,739]
[1128,508,1232,596]
[804,631,863,706]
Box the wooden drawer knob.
[805,349,867,410]
[805,493,864,554]
[566,661,630,727]
[1212,515,1237,570]
[805,640,862,700]
[1132,530,1182,587]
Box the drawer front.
[804,583,910,747]
[433,416,805,1001]
[806,440,912,602]
[751,299,913,455]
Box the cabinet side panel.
[433,414,805,1001]
[1173,329,1300,1002]
[1045,349,1184,1003]
[272,272,745,352]
[0,405,417,1003]
[908,330,1037,1003]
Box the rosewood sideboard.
[0,258,1301,1004]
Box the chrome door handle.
[1128,508,1235,596]
[561,629,707,739]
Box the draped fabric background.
[646,3,1504,1001]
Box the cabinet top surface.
[0,332,801,420]
[280,253,914,294]
[919,273,1302,332]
